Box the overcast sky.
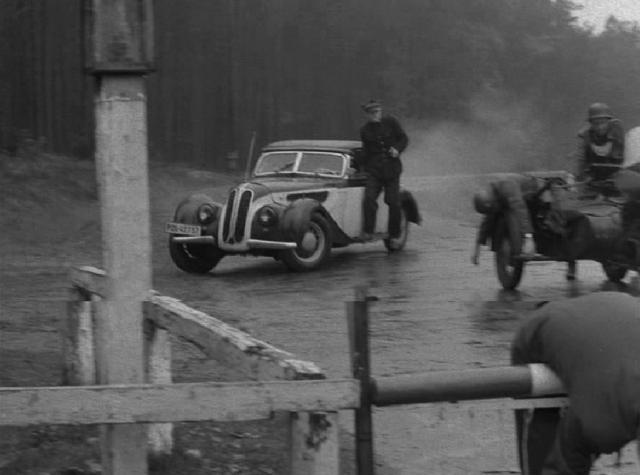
[574,0,640,30]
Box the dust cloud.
[402,91,553,178]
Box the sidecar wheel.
[495,233,524,290]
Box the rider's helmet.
[587,102,613,122]
[473,186,496,214]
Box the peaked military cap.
[361,100,382,112]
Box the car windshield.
[254,151,345,177]
[297,152,344,176]
[254,152,298,175]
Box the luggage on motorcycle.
[578,202,623,244]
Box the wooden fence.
[1,267,578,474]
[0,265,359,475]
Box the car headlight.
[197,204,218,225]
[257,206,278,227]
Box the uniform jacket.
[476,176,539,245]
[511,292,640,452]
[359,115,408,177]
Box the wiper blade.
[273,162,296,173]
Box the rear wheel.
[384,209,409,252]
[602,262,627,282]
[495,233,524,290]
[169,238,224,274]
[280,213,331,271]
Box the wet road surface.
[152,175,640,474]
[3,169,638,473]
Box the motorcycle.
[485,164,640,290]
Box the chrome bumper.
[171,236,216,244]
[247,239,297,250]
[170,236,296,250]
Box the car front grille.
[234,190,252,241]
[222,187,253,244]
[222,189,236,242]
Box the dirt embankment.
[0,153,239,261]
[0,154,298,475]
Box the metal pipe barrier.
[373,364,565,407]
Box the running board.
[513,254,564,262]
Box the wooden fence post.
[62,287,96,385]
[290,411,339,475]
[348,286,375,475]
[144,318,173,455]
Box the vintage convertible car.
[477,165,640,290]
[166,140,421,273]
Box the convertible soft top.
[262,140,362,154]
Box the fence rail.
[0,379,358,426]
[144,294,325,380]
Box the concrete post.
[94,74,152,475]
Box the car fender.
[282,198,326,239]
[173,193,222,222]
[172,193,223,238]
[400,190,422,224]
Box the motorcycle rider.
[574,102,625,186]
[566,103,625,276]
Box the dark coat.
[475,176,539,245]
[359,115,408,178]
[511,292,640,452]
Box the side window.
[298,153,344,176]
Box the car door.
[340,184,389,237]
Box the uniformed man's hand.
[389,147,399,158]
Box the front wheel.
[169,238,224,274]
[495,233,524,290]
[280,213,331,271]
[602,262,627,282]
[384,209,409,252]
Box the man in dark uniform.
[575,102,625,186]
[359,100,408,247]
[511,292,640,475]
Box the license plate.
[165,222,201,236]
